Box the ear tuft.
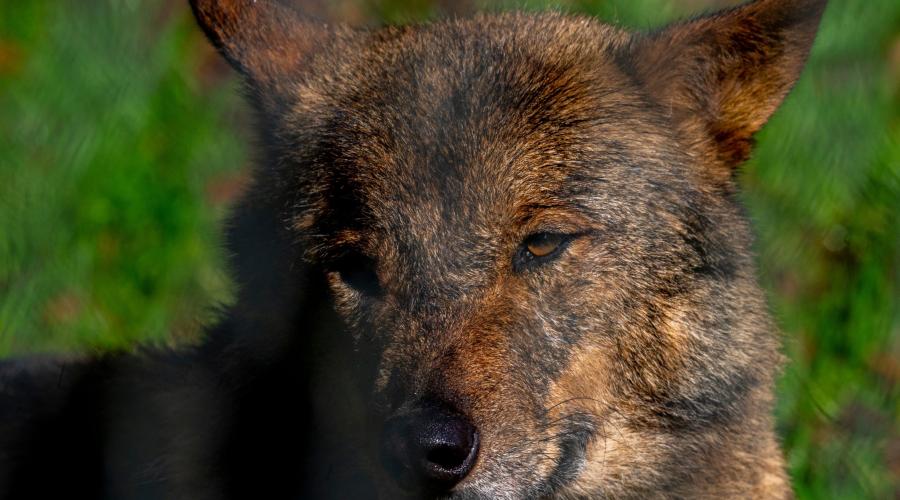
[189,0,329,94]
[629,0,827,169]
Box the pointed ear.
[628,0,827,169]
[189,0,330,96]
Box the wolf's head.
[192,0,825,497]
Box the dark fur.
[0,0,826,497]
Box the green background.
[1,0,897,497]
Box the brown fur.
[188,0,825,497]
[0,1,827,498]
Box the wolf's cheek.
[537,313,686,496]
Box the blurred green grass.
[0,0,897,497]
[0,0,245,353]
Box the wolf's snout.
[380,401,480,492]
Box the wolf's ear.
[189,0,330,96]
[627,0,827,170]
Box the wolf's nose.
[380,401,480,492]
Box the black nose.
[380,401,480,493]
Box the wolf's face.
[292,19,765,498]
[192,0,825,497]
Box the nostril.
[420,420,478,473]
[427,444,469,470]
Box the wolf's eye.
[515,232,572,270]
[331,252,382,297]
[526,233,565,257]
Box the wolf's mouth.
[435,415,595,499]
[540,415,596,495]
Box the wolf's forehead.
[362,21,621,114]
[323,29,627,192]
[329,65,593,235]
[298,16,642,243]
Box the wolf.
[0,0,826,498]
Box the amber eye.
[515,232,572,271]
[526,233,565,257]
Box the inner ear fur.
[627,0,827,170]
[189,0,331,97]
